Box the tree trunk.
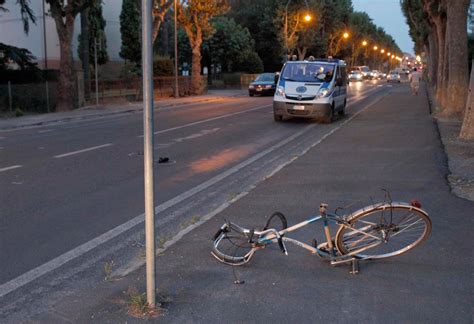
[57,36,76,111]
[427,28,438,87]
[81,8,90,100]
[53,14,77,112]
[433,15,447,108]
[460,60,474,139]
[191,44,202,95]
[443,0,470,117]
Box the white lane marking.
[137,104,270,138]
[53,143,113,158]
[174,128,220,143]
[0,89,387,297]
[38,129,53,133]
[0,165,22,173]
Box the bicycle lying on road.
[211,196,431,274]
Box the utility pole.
[42,0,50,113]
[94,38,99,106]
[142,0,156,308]
[174,0,179,98]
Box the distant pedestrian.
[409,68,422,95]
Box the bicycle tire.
[211,223,256,266]
[335,203,431,260]
[263,212,288,231]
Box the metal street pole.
[174,0,179,98]
[142,0,156,308]
[94,38,99,106]
[42,0,50,113]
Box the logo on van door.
[296,86,307,93]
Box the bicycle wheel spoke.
[336,205,431,259]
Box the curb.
[0,94,243,131]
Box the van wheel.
[338,99,346,116]
[274,114,283,122]
[322,104,334,124]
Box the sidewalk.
[0,89,247,131]
[5,85,474,322]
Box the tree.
[178,0,230,94]
[46,0,98,111]
[120,0,141,66]
[229,0,283,71]
[0,0,37,66]
[205,17,261,72]
[119,0,174,68]
[444,0,470,117]
[0,43,37,70]
[0,0,36,34]
[78,1,108,66]
[78,1,108,99]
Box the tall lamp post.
[174,0,179,98]
[284,0,311,62]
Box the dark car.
[248,73,277,96]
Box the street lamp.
[284,0,311,62]
[362,40,367,46]
[343,32,349,39]
[381,49,385,54]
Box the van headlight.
[276,86,285,97]
[317,88,329,98]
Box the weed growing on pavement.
[125,286,166,318]
[178,215,201,230]
[104,260,115,280]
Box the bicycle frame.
[252,208,382,263]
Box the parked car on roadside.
[348,70,364,82]
[386,71,401,83]
[248,73,277,96]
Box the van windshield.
[281,62,335,83]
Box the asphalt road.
[0,80,388,293]
[1,81,472,323]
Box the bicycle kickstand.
[350,258,359,275]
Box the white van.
[273,58,347,123]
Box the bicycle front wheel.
[211,223,256,266]
[335,203,431,260]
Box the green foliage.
[204,17,262,73]
[120,0,141,66]
[229,0,282,71]
[78,1,109,66]
[153,56,174,76]
[234,49,264,73]
[0,43,38,70]
[14,108,24,117]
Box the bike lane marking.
[0,165,22,173]
[53,143,114,159]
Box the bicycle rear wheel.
[211,223,256,266]
[335,203,431,260]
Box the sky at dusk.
[352,0,415,55]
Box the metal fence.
[0,74,208,114]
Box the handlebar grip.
[212,224,228,241]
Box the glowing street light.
[381,49,385,54]
[387,52,391,56]
[343,32,349,39]
[362,40,367,46]
[283,0,312,62]
[373,45,378,51]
